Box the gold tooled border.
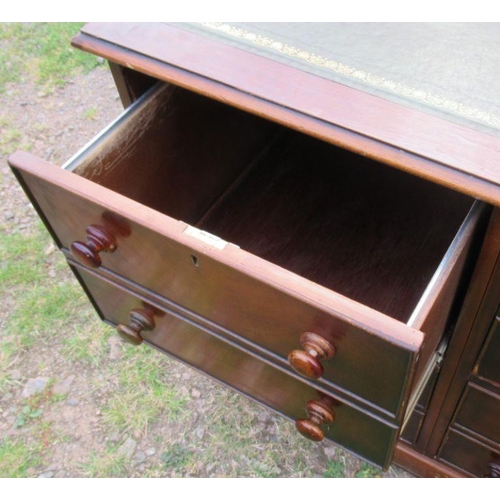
[199,22,500,131]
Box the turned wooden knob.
[116,308,156,346]
[296,398,336,442]
[288,332,335,379]
[70,224,117,268]
[487,460,500,478]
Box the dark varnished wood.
[71,83,277,226]
[296,396,337,442]
[406,205,489,393]
[397,209,500,477]
[454,384,500,445]
[419,209,500,454]
[69,212,131,268]
[438,428,500,478]
[400,409,424,445]
[108,62,157,108]
[70,224,117,268]
[199,130,474,322]
[476,316,500,387]
[116,306,157,345]
[72,41,500,213]
[9,24,500,477]
[288,332,335,380]
[71,262,399,468]
[394,442,470,478]
[8,149,426,418]
[72,24,500,206]
[489,458,500,478]
[64,250,400,423]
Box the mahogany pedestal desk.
[8,23,500,477]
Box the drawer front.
[476,315,500,387]
[454,384,500,445]
[439,429,500,477]
[72,263,399,468]
[9,151,420,418]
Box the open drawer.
[71,261,399,468]
[8,82,486,423]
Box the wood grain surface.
[73,262,399,468]
[454,384,500,445]
[9,149,423,419]
[72,23,500,206]
[438,428,500,477]
[199,129,474,322]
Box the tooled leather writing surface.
[175,23,500,137]
[77,23,500,206]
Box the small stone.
[66,398,79,406]
[97,57,105,64]
[145,447,156,456]
[194,427,204,439]
[96,409,101,416]
[38,471,54,478]
[191,388,201,399]
[53,375,75,396]
[118,438,137,459]
[323,446,337,461]
[4,211,14,220]
[21,377,49,398]
[182,372,191,380]
[133,451,146,464]
[46,463,58,471]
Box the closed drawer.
[439,428,500,478]
[72,262,399,468]
[400,408,424,445]
[454,384,500,445]
[476,315,500,387]
[8,82,484,420]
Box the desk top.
[178,23,500,137]
[73,23,500,205]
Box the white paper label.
[183,225,228,250]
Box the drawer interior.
[69,83,475,323]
